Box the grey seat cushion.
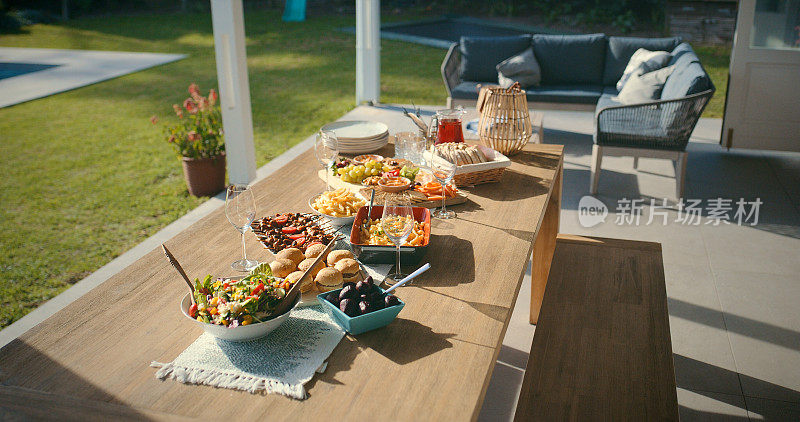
[451,81,483,99]
[459,35,532,82]
[526,84,603,104]
[603,36,682,86]
[451,81,602,104]
[532,33,607,85]
[595,93,622,118]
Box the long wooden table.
[0,105,563,421]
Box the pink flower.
[173,104,183,118]
[188,83,201,101]
[187,131,200,142]
[183,98,198,114]
[150,115,158,125]
[167,135,176,143]
[198,97,209,111]
[209,89,218,106]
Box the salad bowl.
[180,292,300,342]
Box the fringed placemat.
[152,304,343,400]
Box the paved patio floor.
[480,110,800,421]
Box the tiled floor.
[479,110,800,421]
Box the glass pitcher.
[435,108,466,145]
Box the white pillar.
[355,0,380,105]
[210,0,257,184]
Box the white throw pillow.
[616,48,671,91]
[617,65,675,104]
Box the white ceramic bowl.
[308,194,357,227]
[180,293,299,342]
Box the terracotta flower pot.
[181,154,226,197]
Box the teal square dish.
[317,286,405,335]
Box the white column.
[355,0,380,105]
[210,0,257,184]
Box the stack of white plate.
[321,120,389,154]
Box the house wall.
[668,0,738,44]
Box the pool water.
[0,62,59,80]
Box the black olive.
[358,300,372,315]
[339,285,357,301]
[385,295,400,307]
[340,298,358,317]
[326,292,340,306]
[363,276,374,286]
[356,280,371,294]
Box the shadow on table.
[421,234,475,286]
[465,168,550,202]
[356,318,455,365]
[0,340,149,419]
[417,286,510,324]
[306,335,363,391]
[455,216,535,243]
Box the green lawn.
[0,11,728,329]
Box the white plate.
[322,121,389,140]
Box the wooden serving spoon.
[161,244,195,305]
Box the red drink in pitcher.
[436,118,464,144]
[434,108,467,145]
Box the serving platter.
[316,169,467,209]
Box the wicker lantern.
[477,83,532,156]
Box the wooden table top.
[0,105,563,421]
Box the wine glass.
[429,144,457,219]
[381,197,415,286]
[315,130,339,192]
[225,185,259,272]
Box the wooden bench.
[515,235,678,421]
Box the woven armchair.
[595,90,714,151]
[591,87,715,198]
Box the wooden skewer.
[161,244,195,305]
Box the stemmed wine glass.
[381,197,415,286]
[225,185,259,272]
[430,144,457,219]
[315,130,339,192]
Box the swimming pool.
[0,62,60,80]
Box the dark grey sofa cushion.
[459,35,532,82]
[661,61,710,99]
[451,81,602,104]
[526,85,603,104]
[603,36,682,86]
[532,33,607,85]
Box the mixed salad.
[188,265,295,328]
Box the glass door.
[722,0,800,151]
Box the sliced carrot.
[427,195,444,201]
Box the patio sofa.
[441,34,715,198]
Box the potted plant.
[154,83,226,197]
